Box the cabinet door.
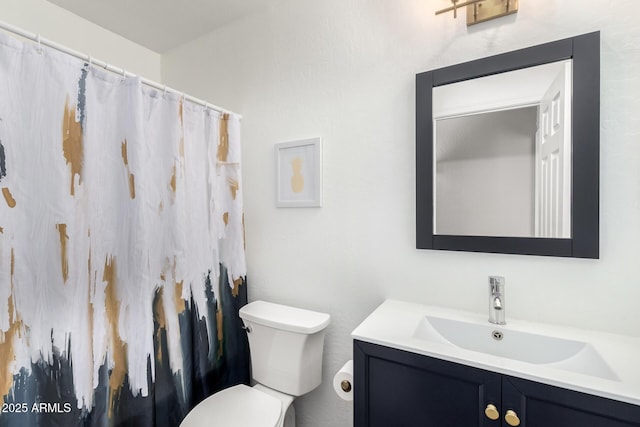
[354,340,502,427]
[502,376,640,427]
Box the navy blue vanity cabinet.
[502,376,640,427]
[354,340,640,427]
[353,340,502,426]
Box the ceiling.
[47,0,270,53]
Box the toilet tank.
[239,301,331,396]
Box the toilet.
[180,300,331,427]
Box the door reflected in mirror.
[433,60,572,238]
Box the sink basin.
[353,300,640,405]
[414,315,619,381]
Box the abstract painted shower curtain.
[0,32,249,426]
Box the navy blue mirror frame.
[416,32,600,258]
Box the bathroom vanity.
[352,300,640,426]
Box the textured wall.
[0,0,161,81]
[162,1,640,426]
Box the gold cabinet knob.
[505,409,521,426]
[484,403,499,420]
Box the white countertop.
[351,299,640,406]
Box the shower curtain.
[0,32,249,426]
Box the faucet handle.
[489,276,505,292]
[489,276,504,286]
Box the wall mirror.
[416,32,600,258]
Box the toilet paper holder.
[334,359,354,401]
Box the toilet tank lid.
[240,301,330,334]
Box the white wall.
[0,0,161,80]
[436,108,537,237]
[162,1,640,426]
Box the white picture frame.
[275,137,322,207]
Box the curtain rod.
[0,19,241,119]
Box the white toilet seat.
[180,385,282,427]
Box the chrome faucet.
[488,276,506,325]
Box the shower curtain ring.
[36,34,43,53]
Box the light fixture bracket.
[436,0,519,26]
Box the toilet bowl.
[178,384,293,427]
[180,301,331,427]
